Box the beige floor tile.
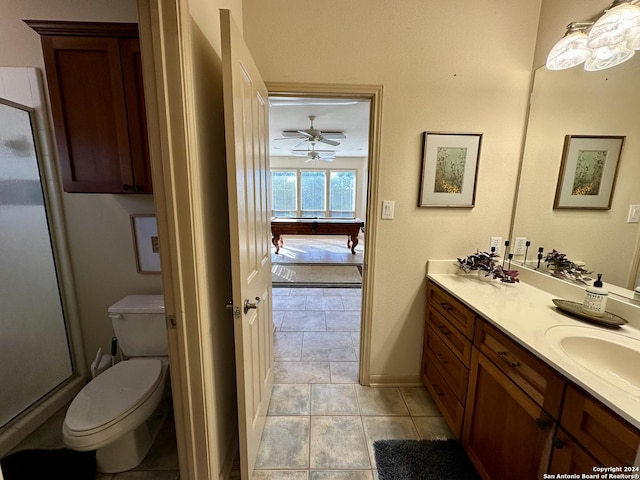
[305,295,345,311]
[282,311,327,331]
[274,332,303,361]
[361,416,420,468]
[256,416,310,469]
[274,361,331,384]
[355,386,409,416]
[412,416,455,440]
[253,471,309,480]
[400,386,442,416]
[311,384,359,415]
[325,311,361,331]
[310,470,373,479]
[302,332,357,361]
[310,416,370,469]
[330,362,359,384]
[268,384,311,416]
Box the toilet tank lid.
[108,295,165,314]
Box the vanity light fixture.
[546,0,640,71]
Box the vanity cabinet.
[422,282,475,437]
[462,320,565,479]
[550,385,640,471]
[26,21,152,194]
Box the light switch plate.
[382,200,395,219]
[628,204,640,223]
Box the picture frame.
[553,135,625,210]
[131,214,160,273]
[418,132,482,207]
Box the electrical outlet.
[514,237,527,255]
[490,236,502,255]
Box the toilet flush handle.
[244,297,261,314]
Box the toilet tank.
[108,295,168,357]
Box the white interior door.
[221,9,274,479]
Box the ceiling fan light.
[546,32,591,70]
[587,3,640,49]
[627,25,640,49]
[584,44,635,70]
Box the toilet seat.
[63,358,167,451]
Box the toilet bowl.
[63,295,169,473]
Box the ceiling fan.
[291,143,336,162]
[277,115,346,147]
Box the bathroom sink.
[545,325,640,397]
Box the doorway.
[266,87,380,388]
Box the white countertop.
[426,264,640,430]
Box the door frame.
[266,83,383,385]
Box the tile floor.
[6,405,179,480]
[256,286,454,479]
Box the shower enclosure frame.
[0,67,86,456]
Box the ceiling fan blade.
[293,139,309,148]
[318,137,340,146]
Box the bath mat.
[272,263,362,287]
[0,448,96,480]
[373,439,480,480]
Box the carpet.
[374,439,480,480]
[272,263,362,287]
[1,448,96,480]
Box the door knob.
[244,297,261,314]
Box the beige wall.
[243,0,543,382]
[0,1,161,372]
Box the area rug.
[373,439,480,480]
[1,448,96,480]
[272,263,362,287]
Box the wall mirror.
[511,57,640,299]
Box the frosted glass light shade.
[546,32,591,70]
[584,44,635,70]
[587,3,640,49]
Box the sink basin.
[545,325,640,397]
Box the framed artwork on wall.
[553,135,625,210]
[131,214,160,273]
[418,132,482,207]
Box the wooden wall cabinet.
[26,21,152,194]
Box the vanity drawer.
[423,353,465,438]
[474,319,565,418]
[426,306,472,366]
[560,385,640,467]
[426,282,475,340]
[425,325,469,403]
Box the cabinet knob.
[551,435,565,449]
[535,417,550,430]
[436,353,448,365]
[122,183,133,191]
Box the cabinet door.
[549,427,600,475]
[42,36,136,193]
[463,349,554,480]
[120,38,153,193]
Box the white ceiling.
[268,96,371,158]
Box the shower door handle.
[244,297,261,314]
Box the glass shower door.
[0,99,73,428]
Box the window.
[271,169,357,218]
[271,171,297,217]
[330,171,356,217]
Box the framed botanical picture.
[131,214,161,273]
[418,132,482,207]
[554,135,625,210]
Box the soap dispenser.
[582,273,608,317]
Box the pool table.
[270,217,364,254]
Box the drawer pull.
[439,301,453,312]
[437,325,452,336]
[432,384,445,397]
[436,353,448,365]
[535,417,550,430]
[497,351,520,368]
[551,436,565,449]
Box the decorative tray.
[552,299,628,328]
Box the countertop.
[426,267,640,430]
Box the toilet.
[63,295,170,473]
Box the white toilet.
[63,295,170,473]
